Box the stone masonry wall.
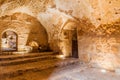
[78,18,120,70]
[0,13,48,52]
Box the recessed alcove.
[1,30,17,52]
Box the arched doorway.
[59,21,79,58]
[72,29,78,58]
[1,30,18,52]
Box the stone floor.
[0,52,120,80]
[2,63,120,80]
[0,52,79,80]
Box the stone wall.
[0,13,48,52]
[0,0,120,70]
[89,0,120,24]
[78,18,120,70]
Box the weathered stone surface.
[0,13,48,51]
[0,0,120,70]
[77,19,120,70]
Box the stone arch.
[59,20,78,57]
[1,30,18,52]
[0,12,48,52]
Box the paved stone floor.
[2,63,120,80]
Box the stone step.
[0,58,79,78]
[0,55,57,66]
[0,52,56,61]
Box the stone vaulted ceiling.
[0,0,120,70]
[0,0,120,27]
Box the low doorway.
[72,29,78,58]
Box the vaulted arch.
[0,13,48,52]
[1,30,18,52]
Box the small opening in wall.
[1,30,18,52]
[72,29,78,58]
